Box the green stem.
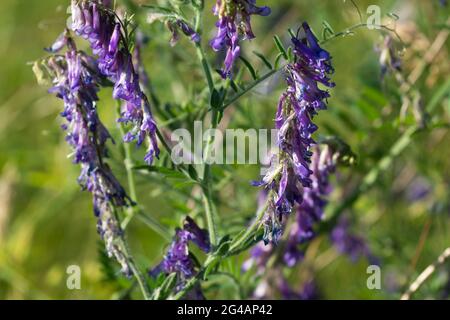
[109,204,151,300]
[116,105,170,239]
[118,116,138,229]
[222,68,280,110]
[135,210,171,242]
[228,194,271,253]
[201,185,218,247]
[196,44,215,94]
[117,237,152,300]
[193,6,218,247]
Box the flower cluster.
[255,23,335,244]
[247,144,336,261]
[331,216,377,264]
[40,33,133,275]
[150,217,210,296]
[210,0,271,78]
[167,20,201,47]
[70,0,159,164]
[283,145,336,266]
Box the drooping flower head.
[254,23,334,244]
[211,0,271,78]
[166,19,201,47]
[39,31,133,275]
[70,0,159,164]
[150,217,210,297]
[282,144,336,266]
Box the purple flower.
[70,0,159,164]
[255,23,334,244]
[167,20,201,46]
[42,33,133,275]
[150,217,210,297]
[211,0,271,78]
[405,176,431,202]
[331,216,377,264]
[242,242,274,274]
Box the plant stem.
[118,118,139,229]
[222,68,281,110]
[401,247,450,300]
[201,184,218,246]
[115,104,170,238]
[117,237,152,300]
[196,44,215,94]
[228,194,271,253]
[135,210,171,241]
[193,6,219,247]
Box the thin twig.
[401,247,450,300]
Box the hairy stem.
[117,237,152,300]
[228,194,272,254]
[116,104,168,239]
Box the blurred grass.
[0,0,449,299]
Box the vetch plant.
[30,0,449,300]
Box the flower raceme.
[41,34,133,275]
[247,145,337,270]
[211,0,271,78]
[70,0,159,164]
[254,23,335,244]
[150,217,210,298]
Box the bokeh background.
[0,0,449,299]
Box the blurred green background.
[0,0,449,299]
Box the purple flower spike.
[70,0,160,164]
[150,216,210,298]
[211,0,271,78]
[42,32,133,275]
[254,23,334,244]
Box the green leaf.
[152,272,177,300]
[387,12,400,20]
[274,52,284,69]
[239,56,258,80]
[322,20,335,40]
[273,35,288,60]
[142,5,179,22]
[210,88,222,110]
[252,51,273,70]
[134,165,185,179]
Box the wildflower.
[70,0,159,164]
[166,20,201,47]
[210,0,271,78]
[242,242,274,274]
[40,33,133,275]
[255,23,334,244]
[150,217,210,297]
[330,216,377,264]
